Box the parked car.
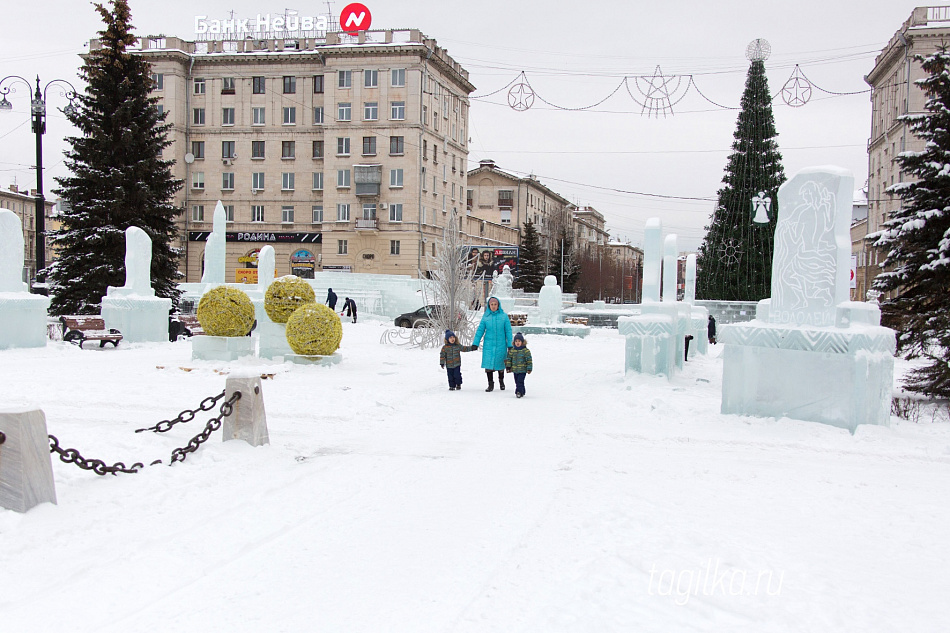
[394,305,460,328]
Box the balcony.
[355,218,378,230]
[354,163,382,197]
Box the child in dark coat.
[439,330,476,391]
[505,332,533,398]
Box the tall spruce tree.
[696,57,786,301]
[514,218,545,292]
[872,47,950,397]
[49,0,182,314]
[551,228,581,293]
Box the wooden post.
[0,409,57,512]
[222,375,269,447]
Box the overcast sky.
[0,0,917,250]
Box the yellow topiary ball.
[285,303,343,356]
[197,286,256,337]
[265,276,316,323]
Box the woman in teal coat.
[472,296,513,392]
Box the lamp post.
[0,75,78,288]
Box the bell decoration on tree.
[751,191,772,224]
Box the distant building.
[572,206,609,254]
[606,241,643,302]
[863,6,950,299]
[0,185,56,282]
[850,187,870,300]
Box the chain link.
[48,435,144,475]
[135,389,227,433]
[0,430,6,445]
[169,391,242,464]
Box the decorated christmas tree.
[49,0,183,315]
[696,40,786,301]
[872,47,950,397]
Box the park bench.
[169,314,205,341]
[60,316,123,349]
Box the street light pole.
[0,74,77,287]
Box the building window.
[281,205,294,222]
[193,78,206,95]
[222,172,235,190]
[337,137,350,156]
[391,68,406,87]
[338,70,351,89]
[191,204,204,221]
[313,74,324,93]
[312,205,323,223]
[313,106,325,124]
[191,141,205,159]
[362,136,376,156]
[281,141,296,159]
[191,172,204,190]
[312,172,324,191]
[421,167,427,191]
[364,102,378,121]
[312,140,324,159]
[390,136,404,155]
[222,107,235,126]
[364,69,378,88]
[338,239,348,254]
[252,76,266,94]
[252,172,265,191]
[390,101,405,120]
[157,104,164,117]
[281,172,295,191]
[337,203,350,221]
[192,108,205,125]
[222,77,235,94]
[501,209,512,224]
[337,102,351,122]
[389,203,403,222]
[283,107,296,125]
[151,73,163,90]
[251,205,264,222]
[222,141,235,159]
[252,107,265,125]
[252,141,265,159]
[223,204,234,221]
[390,169,404,188]
[390,240,401,255]
[466,189,473,211]
[499,190,513,208]
[283,76,296,94]
[422,140,427,160]
[362,203,377,219]
[422,105,428,126]
[337,169,351,188]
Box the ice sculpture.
[200,201,227,285]
[537,275,562,325]
[719,166,895,432]
[491,265,515,314]
[101,226,172,342]
[684,254,709,359]
[257,245,295,360]
[0,210,50,349]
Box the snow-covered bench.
[60,316,123,349]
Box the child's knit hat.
[445,330,456,342]
[513,332,525,344]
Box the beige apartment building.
[862,6,950,298]
[572,206,609,254]
[0,185,56,282]
[110,28,514,283]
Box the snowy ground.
[1,320,949,632]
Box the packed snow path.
[1,323,948,632]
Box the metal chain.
[135,389,227,433]
[169,391,242,464]
[0,430,6,445]
[48,435,144,475]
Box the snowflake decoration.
[781,66,812,107]
[719,239,742,266]
[508,82,535,111]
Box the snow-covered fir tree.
[49,0,183,315]
[696,58,786,301]
[872,47,950,397]
[513,218,544,292]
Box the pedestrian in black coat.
[341,297,357,323]
[326,288,338,310]
[708,315,717,344]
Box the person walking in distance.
[326,287,338,311]
[707,314,717,345]
[471,296,512,392]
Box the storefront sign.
[340,3,372,33]
[291,249,316,279]
[189,231,322,243]
[463,245,519,279]
[195,14,329,37]
[322,265,352,273]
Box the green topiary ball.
[265,276,316,323]
[197,286,256,337]
[285,303,343,356]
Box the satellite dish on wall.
[184,153,195,164]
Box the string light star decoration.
[781,65,812,107]
[751,191,772,223]
[630,66,691,118]
[508,80,535,111]
[746,38,771,62]
[719,239,742,266]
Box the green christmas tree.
[872,47,950,397]
[696,53,786,301]
[49,0,183,315]
[514,218,545,292]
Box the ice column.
[685,254,709,358]
[101,226,172,342]
[201,201,227,285]
[0,210,50,349]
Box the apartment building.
[572,206,609,254]
[0,185,56,283]
[113,28,489,282]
